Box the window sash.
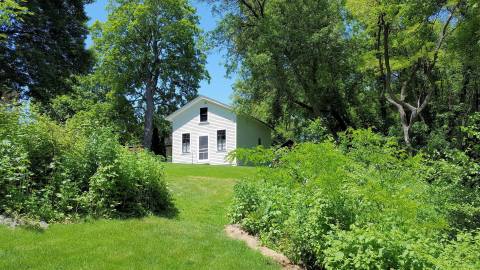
[182,133,190,153]
[200,107,208,122]
[199,136,208,160]
[217,130,226,151]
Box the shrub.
[230,129,479,269]
[0,140,31,214]
[0,105,172,222]
[228,146,278,166]
[433,230,480,270]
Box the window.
[199,136,208,160]
[182,133,190,153]
[258,138,262,146]
[217,130,226,151]
[200,107,208,122]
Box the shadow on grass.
[152,204,179,219]
[2,192,180,232]
[22,224,48,233]
[113,199,180,220]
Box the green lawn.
[0,163,279,270]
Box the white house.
[165,95,272,165]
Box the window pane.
[217,130,226,151]
[182,133,190,153]
[200,107,208,122]
[199,136,208,149]
[199,136,208,160]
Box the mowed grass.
[0,163,279,270]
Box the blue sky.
[85,0,236,104]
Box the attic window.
[200,107,208,122]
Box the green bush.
[433,230,480,270]
[0,105,172,222]
[230,129,480,269]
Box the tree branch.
[432,1,461,69]
[293,99,314,112]
[239,0,259,18]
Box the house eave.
[165,95,272,130]
[165,95,232,122]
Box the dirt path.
[225,224,304,270]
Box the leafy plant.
[0,105,173,222]
[230,129,480,269]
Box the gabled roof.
[165,95,232,121]
[165,95,272,130]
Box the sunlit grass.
[0,163,278,270]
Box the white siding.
[236,115,272,149]
[171,99,237,165]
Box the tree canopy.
[210,0,355,135]
[1,0,479,153]
[91,0,208,149]
[0,0,92,108]
[209,0,480,151]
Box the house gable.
[166,95,272,165]
[166,95,232,122]
[167,96,237,165]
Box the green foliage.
[425,150,480,231]
[210,0,480,149]
[91,0,208,148]
[0,0,30,28]
[461,112,480,159]
[298,119,331,143]
[227,146,278,166]
[0,105,172,222]
[230,129,480,269]
[0,139,31,214]
[1,0,92,108]
[213,0,354,134]
[0,164,278,270]
[432,230,480,270]
[322,225,438,270]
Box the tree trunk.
[143,82,155,150]
[460,65,471,105]
[376,16,389,134]
[378,85,388,133]
[402,123,411,147]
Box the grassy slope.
[0,163,279,270]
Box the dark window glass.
[217,130,226,151]
[258,138,262,146]
[200,107,208,122]
[182,133,190,153]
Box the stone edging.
[225,224,303,270]
[0,215,48,229]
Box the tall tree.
[92,0,208,149]
[0,0,92,106]
[453,0,480,113]
[209,0,357,136]
[347,0,466,146]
